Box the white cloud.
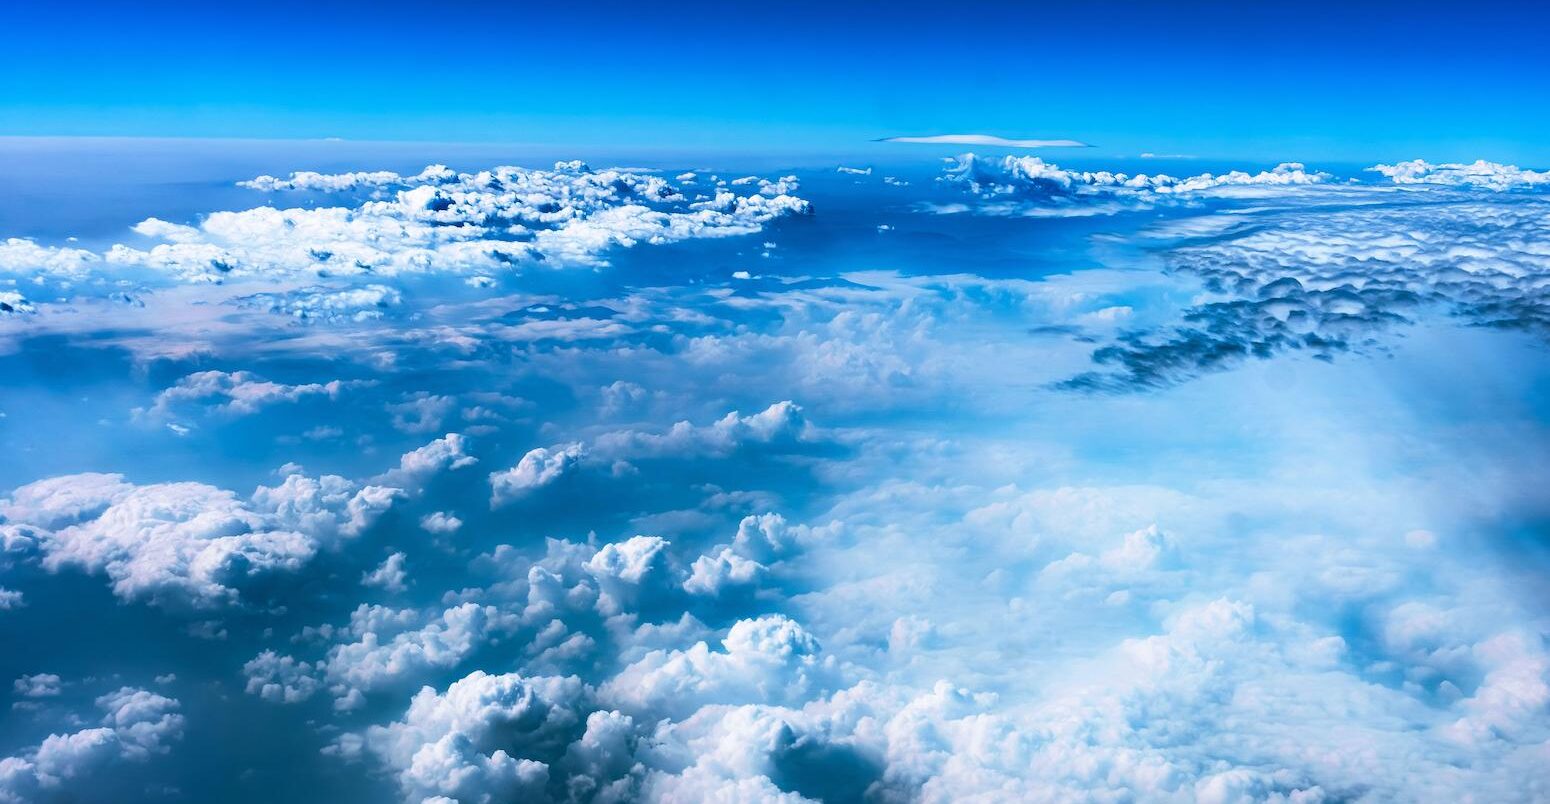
[488,442,587,506]
[1368,159,1550,190]
[243,650,323,704]
[363,552,409,594]
[2,469,397,608]
[71,162,811,285]
[0,687,183,801]
[358,670,585,804]
[419,511,464,535]
[0,291,35,317]
[141,370,367,419]
[942,154,1330,217]
[603,615,836,720]
[377,433,478,492]
[13,673,62,698]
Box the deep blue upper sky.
[2,0,1547,163]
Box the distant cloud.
[1367,158,1550,190]
[881,134,1091,148]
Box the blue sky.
[3,0,1547,162]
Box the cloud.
[1062,196,1550,389]
[419,511,464,535]
[602,615,836,720]
[377,433,478,493]
[235,283,403,323]
[1,468,398,608]
[0,291,35,317]
[13,673,62,698]
[243,650,323,704]
[356,671,586,804]
[0,687,183,801]
[140,370,368,420]
[78,162,810,285]
[363,552,410,594]
[882,134,1091,148]
[488,442,588,507]
[1368,159,1550,190]
[941,154,1330,217]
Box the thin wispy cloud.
[880,133,1092,148]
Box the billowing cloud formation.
[0,467,399,607]
[941,154,1328,216]
[4,150,1550,804]
[1368,159,1550,190]
[236,283,403,322]
[883,134,1091,148]
[122,162,806,282]
[0,291,34,317]
[488,402,816,507]
[141,370,368,420]
[0,162,810,303]
[0,686,183,802]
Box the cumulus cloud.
[140,369,368,420]
[1368,159,1550,190]
[363,552,410,594]
[357,671,587,804]
[603,615,836,720]
[13,162,810,288]
[1,469,397,608]
[488,443,588,506]
[941,154,1330,217]
[236,283,403,322]
[243,650,324,704]
[377,433,478,493]
[13,673,62,698]
[0,290,35,317]
[0,687,183,801]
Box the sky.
[3,5,1550,804]
[3,0,1549,163]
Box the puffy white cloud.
[236,283,403,322]
[12,673,62,698]
[683,549,766,597]
[323,602,522,699]
[377,433,478,492]
[0,237,98,278]
[359,670,586,804]
[419,511,464,535]
[2,469,397,607]
[488,442,587,506]
[363,551,410,594]
[603,615,835,720]
[0,687,183,801]
[243,650,323,703]
[0,290,34,317]
[941,154,1330,217]
[592,401,811,460]
[141,369,367,419]
[54,162,810,286]
[1368,159,1550,190]
[240,164,458,193]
